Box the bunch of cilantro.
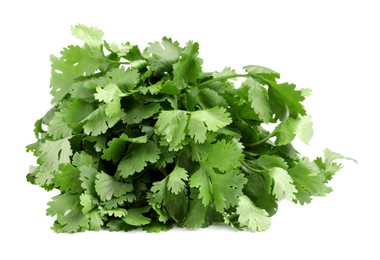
[26,24,350,233]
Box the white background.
[0,0,378,259]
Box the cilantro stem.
[196,74,249,88]
[250,132,276,146]
[241,160,263,174]
[105,58,130,65]
[248,109,290,147]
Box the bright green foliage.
[95,172,133,201]
[83,105,120,136]
[274,114,313,145]
[94,83,122,116]
[188,107,232,143]
[117,141,160,178]
[203,140,243,171]
[267,167,297,201]
[27,25,352,233]
[71,24,104,48]
[40,138,72,171]
[190,167,247,213]
[236,195,271,232]
[167,166,189,194]
[155,110,188,151]
[123,207,151,226]
[47,112,72,139]
[173,41,203,88]
[288,158,332,204]
[246,78,271,123]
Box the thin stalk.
[241,160,263,174]
[107,59,130,65]
[196,74,249,88]
[249,132,276,146]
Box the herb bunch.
[27,24,350,233]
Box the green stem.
[196,74,249,88]
[108,60,130,65]
[104,57,130,65]
[119,93,131,97]
[241,160,263,174]
[249,132,276,146]
[247,109,290,147]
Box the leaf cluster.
[27,24,353,233]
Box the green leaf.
[196,88,227,108]
[212,67,237,79]
[54,164,82,193]
[117,141,160,178]
[34,164,55,188]
[47,112,72,139]
[236,195,271,232]
[268,82,306,118]
[288,158,331,204]
[102,133,148,163]
[274,116,298,145]
[187,107,232,143]
[146,37,181,75]
[143,222,173,233]
[84,135,107,152]
[79,194,97,214]
[243,173,278,216]
[167,166,189,194]
[189,167,213,207]
[102,195,133,210]
[59,45,106,76]
[296,115,313,144]
[102,208,128,218]
[140,82,162,95]
[123,101,160,124]
[73,152,96,169]
[87,210,104,231]
[324,148,357,166]
[245,78,272,122]
[160,80,181,95]
[173,41,203,88]
[40,137,72,171]
[106,219,135,232]
[79,166,99,195]
[107,68,140,91]
[123,207,151,226]
[244,65,280,80]
[49,55,75,104]
[108,42,133,57]
[274,114,314,145]
[150,177,188,223]
[203,139,243,171]
[315,149,356,182]
[184,189,209,228]
[266,167,297,201]
[71,24,104,48]
[155,110,188,151]
[83,105,120,136]
[95,172,133,201]
[190,167,247,212]
[163,191,188,223]
[47,193,88,233]
[64,99,94,126]
[94,83,122,117]
[250,155,288,170]
[211,169,247,212]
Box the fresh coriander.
[26,24,354,233]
